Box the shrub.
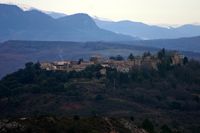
[142,119,155,133]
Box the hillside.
[0,4,135,42]
[0,117,150,133]
[0,52,200,133]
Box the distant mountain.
[44,11,67,18]
[0,4,136,42]
[95,19,200,39]
[127,36,200,53]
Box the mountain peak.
[0,4,23,13]
[64,13,93,21]
[71,13,90,17]
[58,13,98,30]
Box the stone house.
[171,52,184,65]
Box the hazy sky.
[0,0,200,25]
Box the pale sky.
[0,0,200,25]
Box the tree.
[143,51,151,58]
[95,94,104,101]
[78,58,83,65]
[0,84,10,98]
[160,125,172,133]
[142,119,155,133]
[130,116,135,121]
[25,62,34,69]
[119,72,129,84]
[158,48,166,60]
[183,57,188,65]
[34,61,41,70]
[109,55,124,61]
[116,55,124,61]
[128,53,135,60]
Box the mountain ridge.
[94,19,200,39]
[128,36,200,53]
[0,4,136,42]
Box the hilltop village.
[1,49,200,133]
[40,50,185,74]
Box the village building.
[141,56,160,69]
[41,60,95,72]
[170,52,184,65]
[40,52,184,74]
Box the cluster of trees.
[109,52,151,61]
[105,52,200,110]
[0,63,105,97]
[109,55,124,61]
[0,54,199,106]
[141,119,173,133]
[109,51,152,61]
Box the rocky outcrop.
[119,119,148,133]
